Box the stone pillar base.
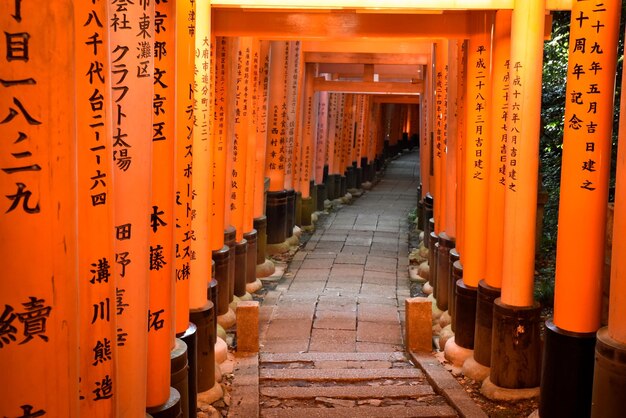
[540,320,596,418]
[256,259,275,278]
[591,327,626,418]
[474,280,501,367]
[146,387,182,418]
[443,336,473,368]
[266,191,288,244]
[170,338,189,418]
[197,382,224,406]
[454,280,477,350]
[462,355,490,382]
[246,278,263,294]
[234,239,248,298]
[212,246,230,316]
[490,299,541,389]
[217,307,236,330]
[179,323,198,418]
[190,301,216,393]
[481,376,539,401]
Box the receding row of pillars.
[0,2,419,417]
[418,2,625,417]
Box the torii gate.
[2,1,626,417]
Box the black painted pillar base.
[179,323,197,418]
[490,299,541,389]
[340,175,347,196]
[323,164,329,183]
[190,301,216,393]
[355,166,362,189]
[591,327,626,418]
[285,189,295,238]
[416,183,423,230]
[326,174,337,200]
[429,230,439,298]
[309,182,317,215]
[316,184,326,211]
[539,320,596,418]
[455,279,477,349]
[448,250,461,331]
[346,166,356,189]
[435,233,455,312]
[295,191,302,227]
[266,190,287,244]
[170,338,189,418]
[423,194,433,246]
[146,387,182,418]
[234,239,247,298]
[243,230,257,284]
[211,246,230,316]
[253,216,267,265]
[474,280,501,367]
[224,227,236,304]
[301,196,313,226]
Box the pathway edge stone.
[409,351,488,418]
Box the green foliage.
[407,207,418,224]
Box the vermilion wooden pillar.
[242,38,260,288]
[453,11,492,354]
[0,3,79,416]
[300,62,318,226]
[189,0,217,403]
[253,41,271,272]
[472,9,510,371]
[107,1,155,416]
[148,0,176,411]
[211,37,230,318]
[541,1,621,415]
[592,20,626,417]
[315,88,329,210]
[490,0,545,392]
[74,0,118,416]
[265,41,289,245]
[288,42,303,229]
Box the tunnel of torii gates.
[2,0,626,417]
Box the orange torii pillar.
[433,40,452,313]
[315,88,330,210]
[448,40,468,331]
[189,0,218,405]
[0,3,79,417]
[365,99,380,185]
[211,37,232,322]
[230,36,251,302]
[344,94,357,191]
[488,0,544,393]
[326,91,341,200]
[449,39,468,333]
[265,41,289,246]
[147,0,182,415]
[106,1,157,416]
[284,41,302,239]
[540,2,621,415]
[74,0,117,416]
[354,94,367,190]
[299,62,318,227]
[437,39,458,318]
[422,52,435,248]
[448,11,492,361]
[253,41,274,281]
[242,37,261,292]
[592,21,626,416]
[471,9,511,374]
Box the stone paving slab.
[261,405,458,418]
[261,385,436,399]
[227,353,259,418]
[357,321,403,345]
[260,367,424,381]
[260,352,408,363]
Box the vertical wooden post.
[592,20,626,418]
[0,2,79,417]
[107,1,155,415]
[147,0,176,410]
[490,0,545,391]
[473,9,511,370]
[265,41,289,245]
[74,0,118,415]
[541,1,621,415]
[253,41,271,271]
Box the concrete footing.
[217,307,236,330]
[462,356,490,382]
[444,336,473,368]
[246,278,263,294]
[481,377,539,401]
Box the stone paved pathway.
[235,152,465,417]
